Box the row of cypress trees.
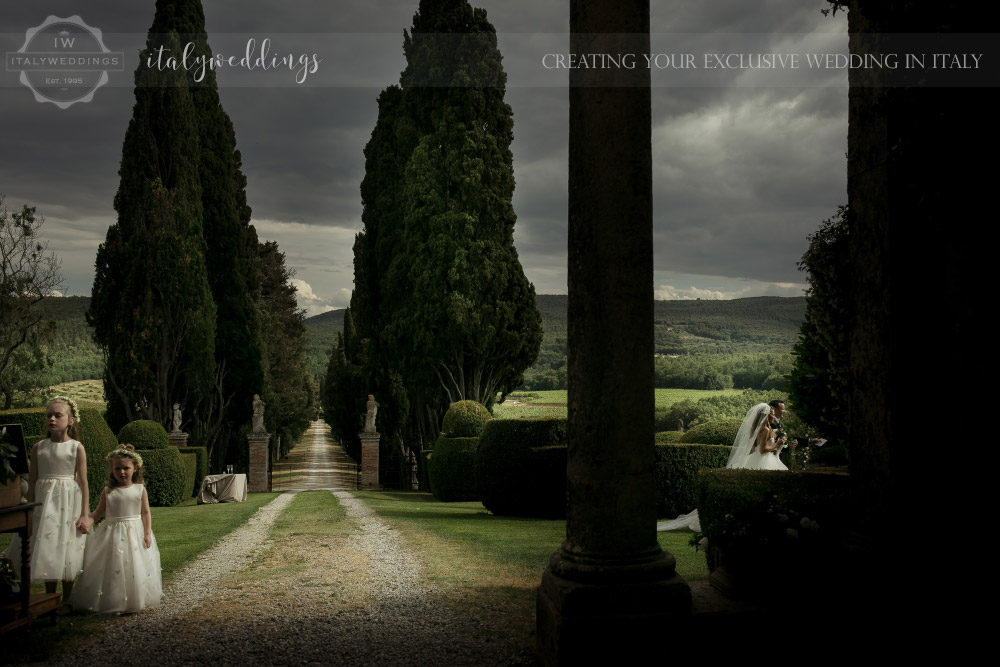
[88,0,311,469]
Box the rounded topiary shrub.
[118,420,169,450]
[428,437,479,502]
[678,419,742,446]
[138,447,186,506]
[653,443,731,517]
[655,430,684,443]
[1,405,118,509]
[441,401,492,437]
[477,418,567,518]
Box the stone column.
[168,432,188,448]
[536,2,690,663]
[247,431,270,492]
[358,431,380,490]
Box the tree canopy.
[328,0,542,470]
[0,197,63,408]
[89,0,264,469]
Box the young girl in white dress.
[70,444,162,614]
[5,396,89,604]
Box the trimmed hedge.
[178,446,208,494]
[653,443,730,517]
[441,401,492,437]
[654,430,684,443]
[1,406,118,509]
[697,467,851,599]
[138,448,186,506]
[179,452,197,498]
[678,418,742,446]
[427,437,479,502]
[118,420,169,450]
[477,418,567,518]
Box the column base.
[536,547,691,665]
[358,432,380,490]
[168,432,189,448]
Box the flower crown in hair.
[49,395,81,423]
[108,443,143,468]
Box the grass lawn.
[355,490,708,584]
[496,388,737,419]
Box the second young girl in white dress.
[70,445,162,614]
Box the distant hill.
[32,295,806,390]
[31,296,103,385]
[303,308,345,380]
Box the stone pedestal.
[358,431,380,490]
[168,432,188,448]
[536,2,690,663]
[247,431,270,492]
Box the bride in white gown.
[656,402,787,532]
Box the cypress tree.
[89,29,216,433]
[339,0,542,460]
[90,0,263,468]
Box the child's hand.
[144,534,152,549]
[77,517,93,533]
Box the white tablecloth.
[197,473,248,504]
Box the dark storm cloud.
[2,0,848,304]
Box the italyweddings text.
[146,38,321,84]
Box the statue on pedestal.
[252,394,266,433]
[364,394,378,433]
[171,403,183,434]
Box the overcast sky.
[1,1,849,315]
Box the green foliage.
[659,388,787,430]
[138,447,186,507]
[787,206,850,444]
[654,430,684,443]
[697,467,851,597]
[340,1,542,466]
[476,418,567,518]
[427,436,479,502]
[177,446,208,493]
[179,452,197,498]
[89,2,266,473]
[678,419,743,446]
[1,406,117,508]
[117,420,169,450]
[653,443,730,517]
[441,400,492,437]
[0,197,63,409]
[257,242,313,458]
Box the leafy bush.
[653,443,730,517]
[427,437,479,501]
[177,446,208,493]
[654,431,684,443]
[118,420,169,450]
[660,389,787,430]
[1,405,118,508]
[697,467,850,600]
[678,419,742,446]
[138,448,186,506]
[420,450,432,492]
[441,401,493,437]
[477,418,567,518]
[179,452,197,498]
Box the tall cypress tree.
[90,0,263,469]
[339,0,542,461]
[89,28,216,433]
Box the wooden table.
[1,503,61,634]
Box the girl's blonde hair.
[106,444,144,490]
[46,396,80,441]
